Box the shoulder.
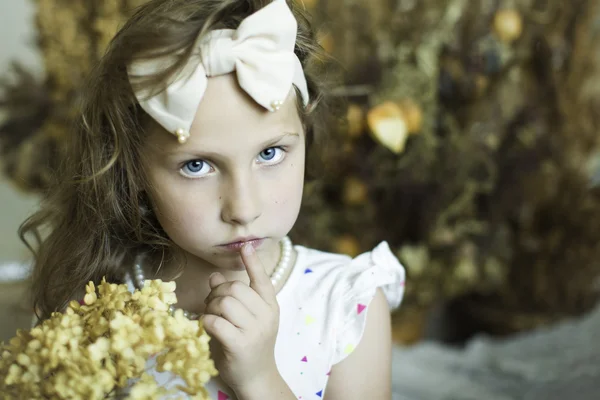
[293,241,406,310]
[293,245,352,275]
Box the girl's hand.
[202,243,281,394]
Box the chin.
[207,253,247,271]
[221,260,248,272]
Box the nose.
[220,172,262,226]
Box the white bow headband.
[127,0,310,144]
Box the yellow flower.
[129,373,168,399]
[0,277,217,399]
[88,337,110,362]
[84,291,97,305]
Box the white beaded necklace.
[131,236,293,319]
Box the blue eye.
[186,161,203,172]
[180,160,211,177]
[260,148,276,160]
[258,147,285,164]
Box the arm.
[325,288,392,399]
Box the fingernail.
[208,272,217,280]
[242,243,254,255]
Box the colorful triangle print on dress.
[357,304,366,314]
[304,268,313,274]
[301,356,308,362]
[316,390,323,397]
[218,391,230,400]
[344,344,355,354]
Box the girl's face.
[141,74,305,272]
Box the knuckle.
[202,315,216,330]
[219,296,235,311]
[213,316,226,330]
[229,280,246,296]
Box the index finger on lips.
[241,243,275,302]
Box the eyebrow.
[262,132,300,147]
[166,132,300,159]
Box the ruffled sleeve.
[331,241,405,364]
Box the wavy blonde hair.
[21,0,333,320]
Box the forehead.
[144,74,303,153]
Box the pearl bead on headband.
[127,0,310,144]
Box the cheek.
[268,154,305,213]
[148,177,215,240]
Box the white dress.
[128,242,406,399]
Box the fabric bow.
[127,0,310,143]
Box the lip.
[219,237,265,251]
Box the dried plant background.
[0,279,217,399]
[2,0,600,339]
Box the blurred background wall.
[0,0,42,265]
[0,0,42,340]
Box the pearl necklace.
[131,236,293,319]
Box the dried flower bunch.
[0,278,217,399]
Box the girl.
[21,0,405,398]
